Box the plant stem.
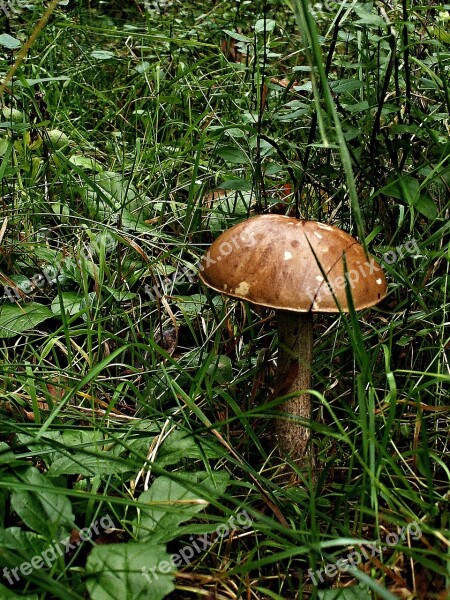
[274,310,314,466]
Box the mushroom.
[198,214,387,469]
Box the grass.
[0,0,449,598]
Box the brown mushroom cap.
[198,214,387,312]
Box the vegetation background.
[0,0,448,598]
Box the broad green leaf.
[47,454,134,477]
[0,303,53,339]
[353,5,386,27]
[50,291,85,317]
[45,129,71,149]
[414,194,437,219]
[224,127,247,138]
[383,175,419,204]
[0,583,37,600]
[92,172,137,205]
[219,178,252,192]
[0,443,16,465]
[105,286,137,302]
[1,107,23,122]
[343,127,360,141]
[121,208,153,231]
[174,294,207,318]
[135,61,150,73]
[344,100,369,113]
[90,50,115,60]
[254,19,276,34]
[222,29,251,43]
[397,175,420,206]
[8,275,34,292]
[249,136,274,158]
[429,26,450,44]
[216,145,248,164]
[80,171,142,222]
[175,295,222,321]
[86,542,175,600]
[207,355,233,385]
[0,138,10,156]
[330,79,363,94]
[156,430,222,468]
[10,467,74,540]
[318,585,372,599]
[22,77,70,86]
[204,188,250,231]
[382,175,437,218]
[134,471,229,542]
[69,155,103,171]
[0,527,48,564]
[0,34,21,49]
[45,206,65,226]
[18,430,106,468]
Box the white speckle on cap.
[321,246,329,253]
[376,278,383,285]
[316,275,324,282]
[284,251,292,260]
[235,281,250,296]
[314,231,323,239]
[318,223,332,230]
[223,283,228,290]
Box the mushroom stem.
[274,310,314,465]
